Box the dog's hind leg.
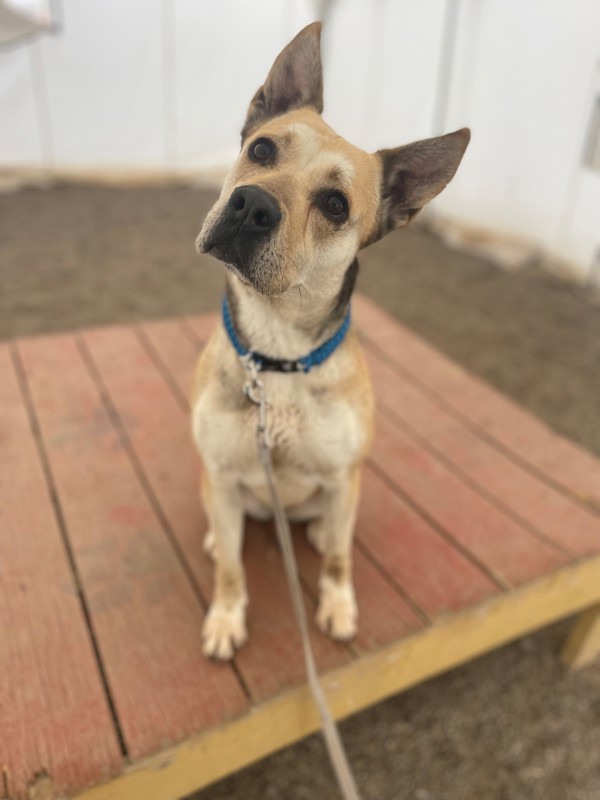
[200,471,248,660]
[313,466,361,641]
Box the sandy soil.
[1,184,599,799]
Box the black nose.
[227,185,282,234]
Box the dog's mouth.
[200,236,254,285]
[221,261,253,287]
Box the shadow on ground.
[1,184,599,799]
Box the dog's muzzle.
[200,185,282,276]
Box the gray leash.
[242,355,363,800]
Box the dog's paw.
[316,577,357,641]
[306,520,327,555]
[203,530,217,562]
[202,602,247,660]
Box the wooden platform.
[2,294,600,800]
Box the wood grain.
[74,555,600,800]
[370,412,567,587]
[356,466,500,617]
[354,294,600,510]
[16,334,248,761]
[364,349,600,557]
[5,300,600,799]
[0,343,122,799]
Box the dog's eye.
[249,138,274,163]
[321,191,349,222]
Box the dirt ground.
[1,185,599,799]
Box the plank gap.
[377,403,574,563]
[366,457,509,592]
[75,333,255,705]
[354,535,431,626]
[359,331,600,519]
[135,324,190,413]
[9,342,130,760]
[179,317,205,348]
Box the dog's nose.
[227,185,282,234]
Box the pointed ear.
[241,22,323,141]
[376,128,471,237]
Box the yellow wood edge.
[561,601,600,668]
[73,555,600,800]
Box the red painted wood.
[371,413,567,587]
[353,294,600,510]
[83,326,350,703]
[365,351,600,558]
[6,299,598,797]
[185,313,219,344]
[139,319,200,404]
[356,467,500,617]
[0,344,122,800]
[17,334,248,761]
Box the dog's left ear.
[241,22,323,141]
[375,128,471,237]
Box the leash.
[242,354,363,800]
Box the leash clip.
[241,354,270,448]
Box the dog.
[193,22,470,660]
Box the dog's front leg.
[309,466,360,641]
[201,470,248,660]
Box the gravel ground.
[1,184,599,799]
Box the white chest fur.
[192,332,368,514]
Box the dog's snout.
[228,186,282,234]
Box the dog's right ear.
[374,128,471,238]
[241,22,323,142]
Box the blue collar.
[221,295,351,373]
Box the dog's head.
[197,22,470,296]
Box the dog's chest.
[194,372,363,481]
[262,383,356,471]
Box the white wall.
[1,0,599,278]
[435,0,600,277]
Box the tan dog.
[193,22,469,659]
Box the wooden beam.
[74,554,600,800]
[561,603,600,669]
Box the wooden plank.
[370,412,567,587]
[138,319,200,405]
[16,334,248,761]
[74,554,600,800]
[184,313,219,344]
[356,466,500,617]
[353,294,600,510]
[0,344,122,799]
[82,326,351,704]
[365,349,600,558]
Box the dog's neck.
[225,258,358,360]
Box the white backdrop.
[1,0,599,279]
